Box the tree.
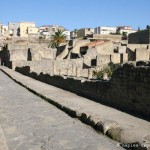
[48,29,66,48]
[138,27,141,31]
[146,25,150,30]
[74,29,78,38]
[122,32,127,40]
[122,32,127,37]
[116,29,121,35]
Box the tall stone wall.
[16,62,150,118]
[128,29,150,44]
[7,42,56,60]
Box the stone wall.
[96,41,115,54]
[128,29,150,44]
[54,58,83,75]
[97,54,111,66]
[83,47,97,67]
[127,44,149,51]
[7,42,56,61]
[135,48,149,61]
[16,61,150,119]
[126,44,150,61]
[0,42,57,70]
[12,58,53,74]
[91,34,122,42]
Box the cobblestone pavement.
[0,70,123,150]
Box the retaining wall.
[15,62,150,119]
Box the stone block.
[97,54,111,66]
[117,46,126,54]
[88,69,93,79]
[135,48,149,61]
[111,53,120,64]
[120,53,128,63]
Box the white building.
[0,22,3,36]
[2,25,8,35]
[117,26,137,35]
[42,31,51,39]
[118,26,132,30]
[39,25,70,39]
[94,26,117,35]
[119,29,137,35]
[63,30,70,40]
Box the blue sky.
[0,0,149,30]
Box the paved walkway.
[0,66,150,149]
[0,68,123,150]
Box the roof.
[95,26,117,28]
[119,29,137,31]
[40,25,68,31]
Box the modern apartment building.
[94,26,117,35]
[117,26,137,35]
[8,22,20,37]
[0,22,3,36]
[2,25,8,35]
[39,25,70,39]
[28,27,39,35]
[20,22,36,37]
[63,30,70,40]
[77,28,94,38]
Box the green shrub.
[93,67,112,80]
[93,70,103,79]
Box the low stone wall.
[12,58,90,78]
[16,61,150,119]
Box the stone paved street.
[0,70,123,150]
